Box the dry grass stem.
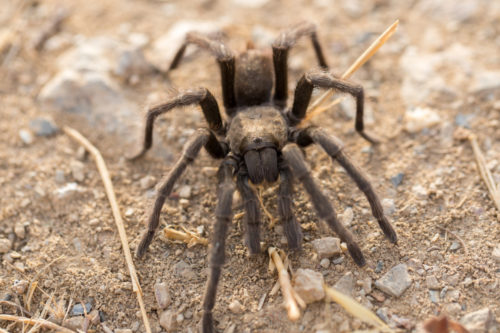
[0,314,76,333]
[306,19,399,120]
[323,284,394,333]
[469,134,500,213]
[268,247,300,321]
[63,126,152,333]
[163,226,208,247]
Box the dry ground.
[1,0,499,332]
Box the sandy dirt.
[1,0,499,332]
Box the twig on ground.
[469,134,500,213]
[268,247,300,321]
[0,301,33,317]
[305,19,399,121]
[0,314,76,333]
[323,283,394,333]
[63,126,152,333]
[163,226,208,247]
[436,226,468,255]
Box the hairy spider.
[130,22,397,332]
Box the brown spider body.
[130,22,397,333]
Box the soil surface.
[1,0,499,332]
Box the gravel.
[29,117,59,136]
[154,282,171,309]
[292,269,325,304]
[0,238,12,253]
[311,237,342,259]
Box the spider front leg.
[294,127,397,243]
[236,173,262,254]
[169,32,237,114]
[128,88,226,161]
[282,144,366,266]
[272,22,329,108]
[277,162,303,249]
[288,70,379,143]
[135,129,227,258]
[203,159,236,333]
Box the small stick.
[163,226,208,247]
[63,127,152,333]
[435,226,468,255]
[268,247,300,321]
[0,314,76,333]
[469,134,500,213]
[306,19,399,119]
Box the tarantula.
[130,22,397,332]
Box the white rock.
[334,272,354,296]
[460,308,497,333]
[293,269,325,304]
[0,238,12,253]
[404,107,441,133]
[19,130,33,145]
[382,198,396,216]
[159,310,177,331]
[178,185,192,199]
[228,300,244,314]
[340,207,354,227]
[312,237,342,259]
[70,160,85,182]
[154,282,171,309]
[14,223,26,239]
[140,176,156,190]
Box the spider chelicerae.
[130,22,397,333]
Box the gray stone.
[29,117,59,136]
[19,130,33,145]
[333,272,354,296]
[292,269,325,304]
[0,238,12,253]
[391,173,404,187]
[71,302,92,316]
[159,310,177,331]
[114,47,156,80]
[154,282,171,309]
[375,263,412,297]
[450,241,461,251]
[311,237,342,259]
[429,290,440,303]
[173,260,195,280]
[444,302,462,316]
[460,308,497,333]
[55,170,65,184]
[320,258,330,268]
[426,275,440,289]
[340,207,354,227]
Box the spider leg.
[282,144,365,266]
[128,88,225,161]
[277,160,303,249]
[288,70,378,143]
[135,129,227,258]
[236,173,262,254]
[272,22,328,108]
[203,158,236,333]
[294,126,397,243]
[169,32,237,114]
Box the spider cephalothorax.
[130,22,397,333]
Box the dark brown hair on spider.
[129,22,397,333]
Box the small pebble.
[54,170,65,183]
[13,262,25,272]
[173,260,195,279]
[332,256,344,265]
[115,329,132,333]
[63,316,84,330]
[29,117,59,136]
[334,272,354,296]
[140,176,156,190]
[154,282,171,309]
[0,238,12,253]
[76,146,87,161]
[382,198,396,216]
[340,207,354,227]
[492,246,500,263]
[320,258,330,268]
[460,308,497,333]
[450,241,461,251]
[70,160,85,182]
[14,223,26,239]
[159,310,177,331]
[124,208,134,217]
[375,260,384,273]
[178,185,191,199]
[19,130,33,145]
[390,173,404,187]
[311,237,341,259]
[71,302,92,316]
[228,300,244,314]
[12,280,29,294]
[444,303,462,316]
[375,264,412,297]
[426,275,440,289]
[292,268,325,304]
[429,290,440,303]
